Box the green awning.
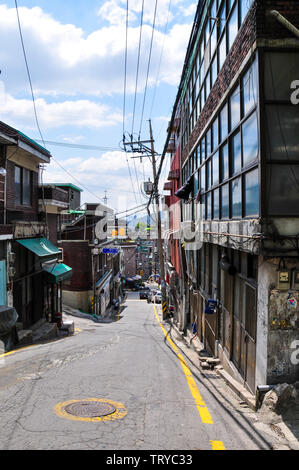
[16,237,61,259]
[42,263,73,284]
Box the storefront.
[14,237,72,327]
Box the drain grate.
[64,401,116,418]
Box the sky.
[0,0,196,215]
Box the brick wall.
[61,241,92,291]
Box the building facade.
[0,121,72,349]
[163,0,299,394]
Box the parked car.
[139,287,151,299]
[147,289,162,303]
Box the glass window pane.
[221,143,229,181]
[213,188,219,219]
[206,192,212,219]
[231,132,242,174]
[211,22,217,55]
[240,0,254,24]
[23,169,31,205]
[221,183,229,219]
[14,166,21,205]
[232,177,242,218]
[242,111,259,166]
[265,105,299,161]
[206,159,211,190]
[229,84,241,131]
[201,165,206,192]
[194,170,199,195]
[212,117,219,151]
[219,32,227,70]
[212,151,219,186]
[220,103,228,142]
[228,4,238,51]
[201,138,206,161]
[206,128,212,157]
[218,3,226,37]
[243,58,258,116]
[211,53,218,87]
[245,168,259,216]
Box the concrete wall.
[257,258,299,385]
[62,289,92,313]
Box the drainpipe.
[269,10,299,39]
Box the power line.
[123,0,129,137]
[15,0,45,148]
[34,140,120,152]
[149,0,172,119]
[131,0,145,136]
[138,0,159,138]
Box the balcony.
[13,221,48,239]
[39,185,69,212]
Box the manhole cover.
[64,401,116,418]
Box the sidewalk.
[155,305,299,451]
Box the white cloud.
[0,90,122,130]
[0,4,192,97]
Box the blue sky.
[0,0,196,212]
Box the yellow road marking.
[153,306,213,425]
[210,440,226,450]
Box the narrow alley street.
[0,292,273,451]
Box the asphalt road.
[0,291,273,451]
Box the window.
[15,166,21,205]
[211,53,218,88]
[218,2,226,37]
[240,0,254,24]
[242,60,258,116]
[206,192,212,219]
[212,151,219,186]
[227,3,238,51]
[231,132,242,175]
[242,112,259,166]
[221,143,229,181]
[245,169,259,216]
[212,117,219,151]
[14,166,32,206]
[232,177,242,218]
[201,165,206,192]
[194,170,200,195]
[213,188,220,219]
[221,183,229,219]
[206,128,212,157]
[219,32,227,71]
[220,103,228,142]
[23,169,31,205]
[229,84,241,131]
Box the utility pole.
[149,119,168,320]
